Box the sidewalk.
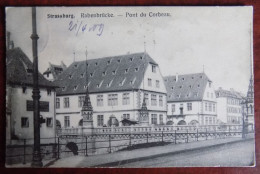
[47,136,254,167]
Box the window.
[205,117,208,125]
[47,89,51,96]
[64,97,70,108]
[123,93,130,105]
[152,65,156,73]
[22,87,27,94]
[145,93,149,105]
[97,95,103,106]
[64,116,70,128]
[74,86,78,90]
[156,80,160,88]
[205,103,207,111]
[135,68,139,72]
[209,82,212,88]
[102,71,106,76]
[123,114,130,119]
[21,117,29,128]
[209,103,212,111]
[207,92,209,98]
[74,64,78,68]
[107,60,111,65]
[211,93,213,98]
[125,69,129,73]
[151,114,157,124]
[97,115,104,126]
[187,103,192,111]
[151,94,157,106]
[112,70,116,75]
[78,96,85,107]
[80,74,84,78]
[90,73,93,77]
[213,104,216,112]
[95,62,98,66]
[148,78,152,87]
[159,95,163,107]
[108,94,118,106]
[159,114,163,125]
[56,98,60,109]
[130,58,133,62]
[46,118,53,127]
[62,87,66,91]
[171,104,175,113]
[209,117,212,125]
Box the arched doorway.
[66,142,78,155]
[189,120,199,126]
[177,120,186,125]
[78,119,83,126]
[166,120,174,125]
[107,115,119,127]
[56,120,61,128]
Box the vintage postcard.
[5,6,255,167]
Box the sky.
[6,6,253,94]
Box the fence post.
[23,139,26,164]
[197,129,199,141]
[206,128,208,140]
[85,136,88,156]
[175,130,177,144]
[147,132,149,143]
[109,134,111,153]
[57,137,60,159]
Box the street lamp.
[241,97,249,139]
[31,7,43,167]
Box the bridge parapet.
[57,124,243,136]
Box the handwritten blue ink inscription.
[68,20,104,36]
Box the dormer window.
[130,77,136,85]
[177,94,180,98]
[62,87,66,91]
[171,87,174,90]
[164,79,168,82]
[200,75,203,78]
[84,85,87,89]
[95,62,98,66]
[186,94,189,97]
[26,68,33,74]
[107,60,111,65]
[69,75,72,79]
[174,78,177,82]
[102,71,106,76]
[179,86,182,88]
[90,73,93,77]
[74,85,78,90]
[182,78,185,81]
[189,85,192,88]
[125,69,129,73]
[130,58,133,62]
[191,77,194,79]
[117,59,121,63]
[209,82,212,88]
[74,64,78,68]
[135,68,139,72]
[107,79,113,87]
[96,80,103,88]
[198,84,200,87]
[112,70,116,75]
[140,56,143,60]
[80,74,84,78]
[86,63,89,67]
[119,78,126,86]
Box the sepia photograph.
[5,6,255,167]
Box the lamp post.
[31,7,43,167]
[241,97,249,139]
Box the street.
[117,139,255,167]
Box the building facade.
[215,88,244,124]
[164,73,217,125]
[53,52,167,128]
[6,48,57,144]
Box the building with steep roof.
[164,73,217,125]
[6,47,57,144]
[43,62,67,81]
[215,88,244,124]
[54,52,167,128]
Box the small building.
[6,47,57,144]
[164,73,217,125]
[215,88,244,124]
[53,52,167,128]
[43,62,67,81]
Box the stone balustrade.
[57,124,243,136]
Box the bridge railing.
[56,124,243,136]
